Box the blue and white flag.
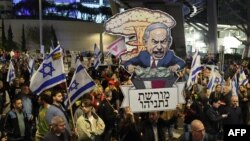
[207,68,223,92]
[30,46,66,95]
[6,60,15,84]
[50,47,54,53]
[93,44,102,70]
[232,74,238,96]
[64,59,95,108]
[187,50,202,88]
[28,58,35,78]
[239,69,248,86]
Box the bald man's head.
[191,120,204,131]
[231,95,238,108]
[191,120,205,141]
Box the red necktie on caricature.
[151,59,157,68]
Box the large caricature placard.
[105,7,176,58]
[105,7,186,113]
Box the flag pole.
[64,82,76,128]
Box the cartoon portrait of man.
[124,22,185,73]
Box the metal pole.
[207,0,218,55]
[39,0,43,50]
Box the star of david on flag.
[30,46,66,95]
[6,60,16,84]
[64,59,95,109]
[68,80,79,92]
[39,62,55,78]
[207,67,223,92]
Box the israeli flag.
[187,50,202,88]
[30,46,66,95]
[239,69,248,86]
[28,58,35,78]
[207,68,223,91]
[93,43,102,70]
[64,59,95,108]
[232,74,238,96]
[6,60,16,84]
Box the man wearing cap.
[124,22,185,73]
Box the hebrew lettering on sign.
[129,87,178,112]
[138,91,170,109]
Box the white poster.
[129,87,178,112]
[120,85,133,108]
[175,82,186,104]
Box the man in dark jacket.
[119,107,142,141]
[140,111,178,141]
[4,96,31,141]
[204,99,228,141]
[98,90,119,141]
[178,119,209,141]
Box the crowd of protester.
[0,49,249,141]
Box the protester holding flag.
[98,90,119,141]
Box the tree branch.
[235,0,247,9]
[224,1,248,23]
[236,24,247,33]
[187,22,208,34]
[232,33,247,45]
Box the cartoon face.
[145,28,169,60]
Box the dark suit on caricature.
[124,50,185,69]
